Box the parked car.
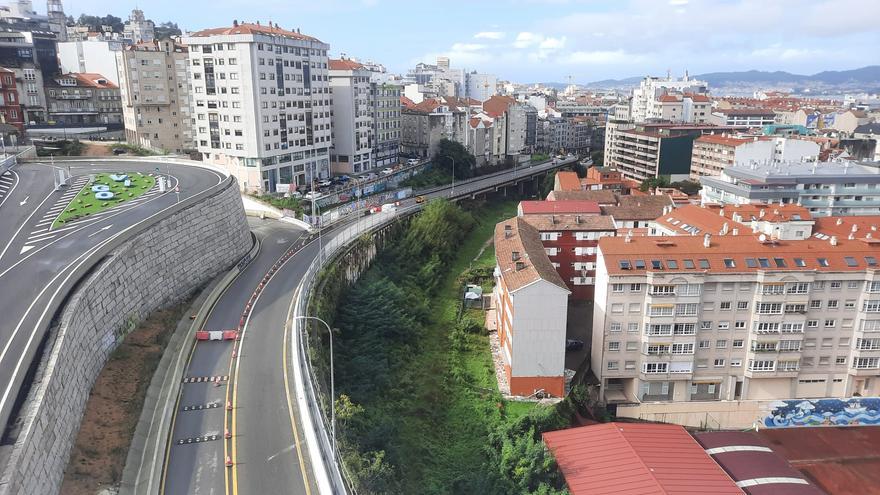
[566,339,584,352]
[304,191,325,201]
[407,158,420,166]
[317,179,333,188]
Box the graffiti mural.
[764,397,880,427]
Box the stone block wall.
[0,178,251,495]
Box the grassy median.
[53,173,156,229]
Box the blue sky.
[64,0,879,82]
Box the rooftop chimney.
[732,227,739,235]
[703,233,711,248]
[719,207,725,217]
[233,19,239,27]
[759,209,765,218]
[504,224,512,239]
[830,236,838,246]
[852,224,859,233]
[576,215,581,224]
[837,218,844,226]
[625,230,633,243]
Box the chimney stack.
[703,233,711,248]
[830,236,838,246]
[837,218,844,226]
[512,250,520,261]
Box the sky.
[62,0,880,83]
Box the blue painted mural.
[764,397,880,427]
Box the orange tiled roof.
[555,171,581,192]
[329,58,364,70]
[495,218,569,292]
[600,234,880,275]
[695,134,751,147]
[521,213,616,232]
[190,22,320,42]
[71,73,117,89]
[814,216,880,238]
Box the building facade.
[116,39,194,153]
[329,58,373,174]
[493,218,570,397]
[44,72,121,125]
[0,66,22,132]
[123,8,154,43]
[691,135,820,179]
[700,160,880,216]
[370,75,401,169]
[57,39,124,85]
[0,29,48,123]
[183,22,332,192]
[592,234,880,408]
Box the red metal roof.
[519,200,601,215]
[694,431,825,495]
[543,423,743,495]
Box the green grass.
[53,173,156,228]
[390,199,536,492]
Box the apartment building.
[605,124,735,182]
[630,75,708,123]
[183,22,332,192]
[370,74,401,169]
[690,135,820,179]
[647,93,711,123]
[329,58,373,174]
[0,67,23,132]
[709,108,776,129]
[400,97,467,158]
[44,72,121,125]
[519,211,616,299]
[116,39,194,153]
[493,218,570,397]
[650,203,815,241]
[592,233,880,408]
[123,8,154,43]
[0,29,49,122]
[700,160,880,216]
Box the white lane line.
[0,186,54,262]
[35,220,53,227]
[26,233,56,243]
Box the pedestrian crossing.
[20,175,166,251]
[0,171,14,204]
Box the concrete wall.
[0,178,251,495]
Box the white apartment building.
[465,71,497,102]
[116,39,194,153]
[183,22,332,192]
[592,233,880,410]
[630,74,708,123]
[690,135,820,179]
[123,8,154,43]
[369,73,401,169]
[493,218,570,397]
[329,58,373,175]
[58,39,124,85]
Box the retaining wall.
[0,178,251,495]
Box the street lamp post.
[295,315,336,461]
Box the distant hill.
[584,66,880,90]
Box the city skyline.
[62,0,880,83]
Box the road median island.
[53,172,157,229]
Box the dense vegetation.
[639,175,702,195]
[36,139,84,156]
[400,167,453,189]
[320,199,573,494]
[433,138,477,180]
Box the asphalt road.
[158,155,577,495]
[0,159,224,435]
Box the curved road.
[0,159,224,436]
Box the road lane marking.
[0,187,56,262]
[87,225,113,237]
[283,284,313,495]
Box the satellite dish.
[759,233,767,242]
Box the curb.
[119,232,260,495]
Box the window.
[683,259,695,269]
[866,256,878,267]
[807,319,819,328]
[794,258,806,267]
[785,303,806,314]
[731,359,742,367]
[675,303,698,316]
[608,342,620,351]
[854,357,880,369]
[824,319,836,328]
[698,259,710,269]
[781,322,804,333]
[646,344,670,355]
[858,338,880,350]
[723,258,735,268]
[645,324,672,336]
[628,322,640,333]
[671,343,694,354]
[735,321,746,329]
[830,281,842,290]
[612,284,625,293]
[607,361,619,371]
[827,300,839,309]
[864,300,880,312]
[700,321,712,330]
[779,340,801,351]
[748,360,775,371]
[787,282,809,294]
[756,303,782,314]
[716,339,728,348]
[626,341,639,351]
[714,358,726,367]
[619,260,631,270]
[611,304,624,314]
[630,283,642,292]
[867,281,880,293]
[745,258,758,268]
[774,258,787,268]
[720,301,732,311]
[848,281,860,289]
[610,322,622,332]
[836,356,847,365]
[845,257,859,267]
[642,362,668,373]
[699,340,711,349]
[673,323,695,335]
[845,300,856,309]
[755,322,780,333]
[717,321,730,330]
[810,300,822,309]
[737,301,749,310]
[817,258,829,267]
[629,303,641,314]
[733,339,744,348]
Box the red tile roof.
[547,189,618,204]
[555,171,581,192]
[695,134,752,147]
[813,216,880,239]
[543,423,742,495]
[400,95,416,109]
[714,108,777,116]
[482,94,516,117]
[494,218,569,292]
[599,234,880,275]
[658,94,682,103]
[519,200,601,215]
[71,73,117,89]
[190,22,320,42]
[329,58,365,70]
[520,213,616,232]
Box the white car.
[381,168,394,175]
[407,158,420,166]
[317,179,333,188]
[304,191,325,201]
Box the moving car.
[407,158,420,166]
[565,339,584,352]
[381,167,394,175]
[415,195,425,204]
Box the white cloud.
[558,49,640,65]
[513,32,540,48]
[474,31,505,40]
[668,0,688,5]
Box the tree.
[639,176,670,192]
[433,138,476,180]
[671,179,701,196]
[154,21,182,39]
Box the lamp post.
[294,315,336,460]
